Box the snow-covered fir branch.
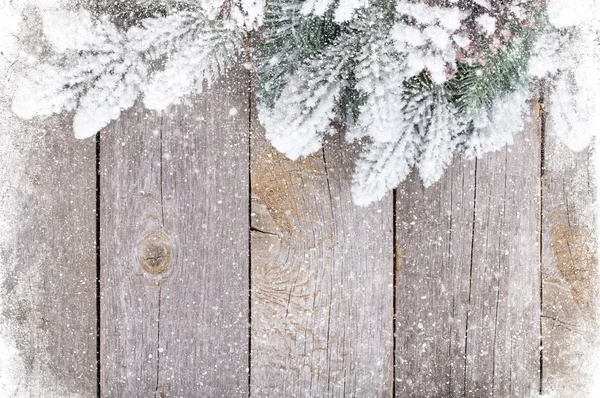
[259,37,356,159]
[9,0,599,205]
[13,8,244,138]
[258,0,543,204]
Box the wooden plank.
[97,4,160,396]
[0,113,97,396]
[100,68,250,396]
[541,102,599,395]
[250,120,394,395]
[100,104,163,397]
[395,158,476,397]
[395,106,541,397]
[157,69,250,395]
[464,108,541,396]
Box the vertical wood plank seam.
[392,188,397,398]
[447,183,454,395]
[96,131,101,398]
[321,141,337,396]
[321,144,337,397]
[463,158,478,397]
[490,150,509,394]
[155,114,165,396]
[94,5,102,398]
[247,51,253,397]
[159,115,165,226]
[321,148,336,224]
[326,274,334,394]
[155,287,162,395]
[538,89,547,395]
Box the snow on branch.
[12,8,244,138]
[8,0,600,206]
[139,12,243,110]
[258,0,547,205]
[259,36,355,159]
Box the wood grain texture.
[395,158,476,397]
[0,115,97,396]
[250,119,394,396]
[100,68,250,397]
[396,105,541,397]
[464,107,541,397]
[541,105,599,396]
[157,70,250,396]
[100,104,164,397]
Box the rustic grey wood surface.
[464,109,541,397]
[396,106,542,397]
[100,67,250,396]
[395,158,476,397]
[250,116,394,396]
[10,83,597,398]
[0,116,97,396]
[541,102,599,396]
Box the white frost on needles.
[12,8,243,139]
[139,13,242,110]
[259,1,538,205]
[350,85,465,205]
[393,0,468,84]
[260,38,353,159]
[476,14,496,36]
[301,0,367,22]
[12,11,144,139]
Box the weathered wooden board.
[541,102,599,395]
[396,106,541,397]
[464,108,541,397]
[250,120,394,394]
[99,104,164,397]
[100,68,250,396]
[157,70,250,396]
[395,158,476,397]
[0,115,97,396]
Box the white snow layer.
[464,88,529,158]
[539,0,600,396]
[475,14,496,36]
[547,0,599,28]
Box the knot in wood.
[140,230,171,275]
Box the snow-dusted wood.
[157,70,250,396]
[250,120,394,396]
[395,107,541,396]
[464,109,541,397]
[100,104,163,397]
[395,158,476,397]
[541,105,598,395]
[0,116,97,396]
[100,68,250,396]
